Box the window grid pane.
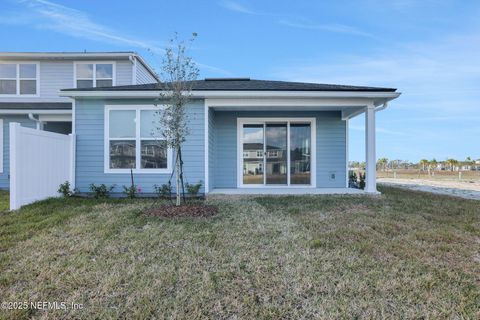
[96,64,113,79]
[141,140,167,169]
[20,80,36,95]
[76,64,93,79]
[110,140,136,169]
[0,80,16,94]
[19,64,36,78]
[96,79,112,87]
[76,80,93,89]
[0,64,16,78]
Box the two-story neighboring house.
[0,52,158,189]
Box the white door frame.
[237,117,316,188]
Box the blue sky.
[1,0,479,162]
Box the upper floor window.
[0,63,38,95]
[75,63,114,88]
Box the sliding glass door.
[266,123,288,184]
[290,123,311,185]
[242,124,264,185]
[241,119,314,187]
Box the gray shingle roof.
[61,78,396,92]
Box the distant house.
[0,52,158,189]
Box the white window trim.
[74,61,116,88]
[104,105,172,174]
[0,62,40,97]
[237,117,316,188]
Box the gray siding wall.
[136,62,157,84]
[212,110,346,188]
[115,60,133,86]
[75,98,205,194]
[0,116,36,189]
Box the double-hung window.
[105,106,171,173]
[0,63,38,95]
[75,62,114,88]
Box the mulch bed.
[144,204,218,218]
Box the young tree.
[156,33,199,206]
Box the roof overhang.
[59,89,400,101]
[59,90,400,119]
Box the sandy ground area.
[378,178,480,201]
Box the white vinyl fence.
[10,123,74,210]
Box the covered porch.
[204,94,396,195]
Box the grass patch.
[0,186,479,319]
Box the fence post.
[9,123,19,210]
[69,133,76,191]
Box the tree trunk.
[175,150,181,206]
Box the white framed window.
[104,105,171,173]
[75,62,115,88]
[0,63,39,96]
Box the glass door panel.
[242,124,264,185]
[290,123,311,184]
[265,123,288,185]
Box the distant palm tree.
[377,158,388,171]
[429,159,438,174]
[446,158,458,171]
[419,159,429,171]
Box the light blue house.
[61,78,400,195]
[0,52,158,189]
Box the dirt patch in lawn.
[144,204,218,218]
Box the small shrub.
[123,185,141,199]
[186,180,203,197]
[89,183,116,199]
[348,171,358,188]
[359,173,366,190]
[154,183,172,198]
[58,181,73,197]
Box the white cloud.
[12,0,163,52]
[219,0,260,15]
[219,1,373,38]
[271,30,480,114]
[278,20,375,38]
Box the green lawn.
[0,187,479,319]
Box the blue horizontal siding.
[75,99,205,194]
[212,110,346,188]
[0,116,37,189]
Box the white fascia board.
[0,52,135,60]
[59,90,401,100]
[0,109,72,115]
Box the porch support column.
[365,104,377,193]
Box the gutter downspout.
[374,102,388,112]
[28,113,43,130]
